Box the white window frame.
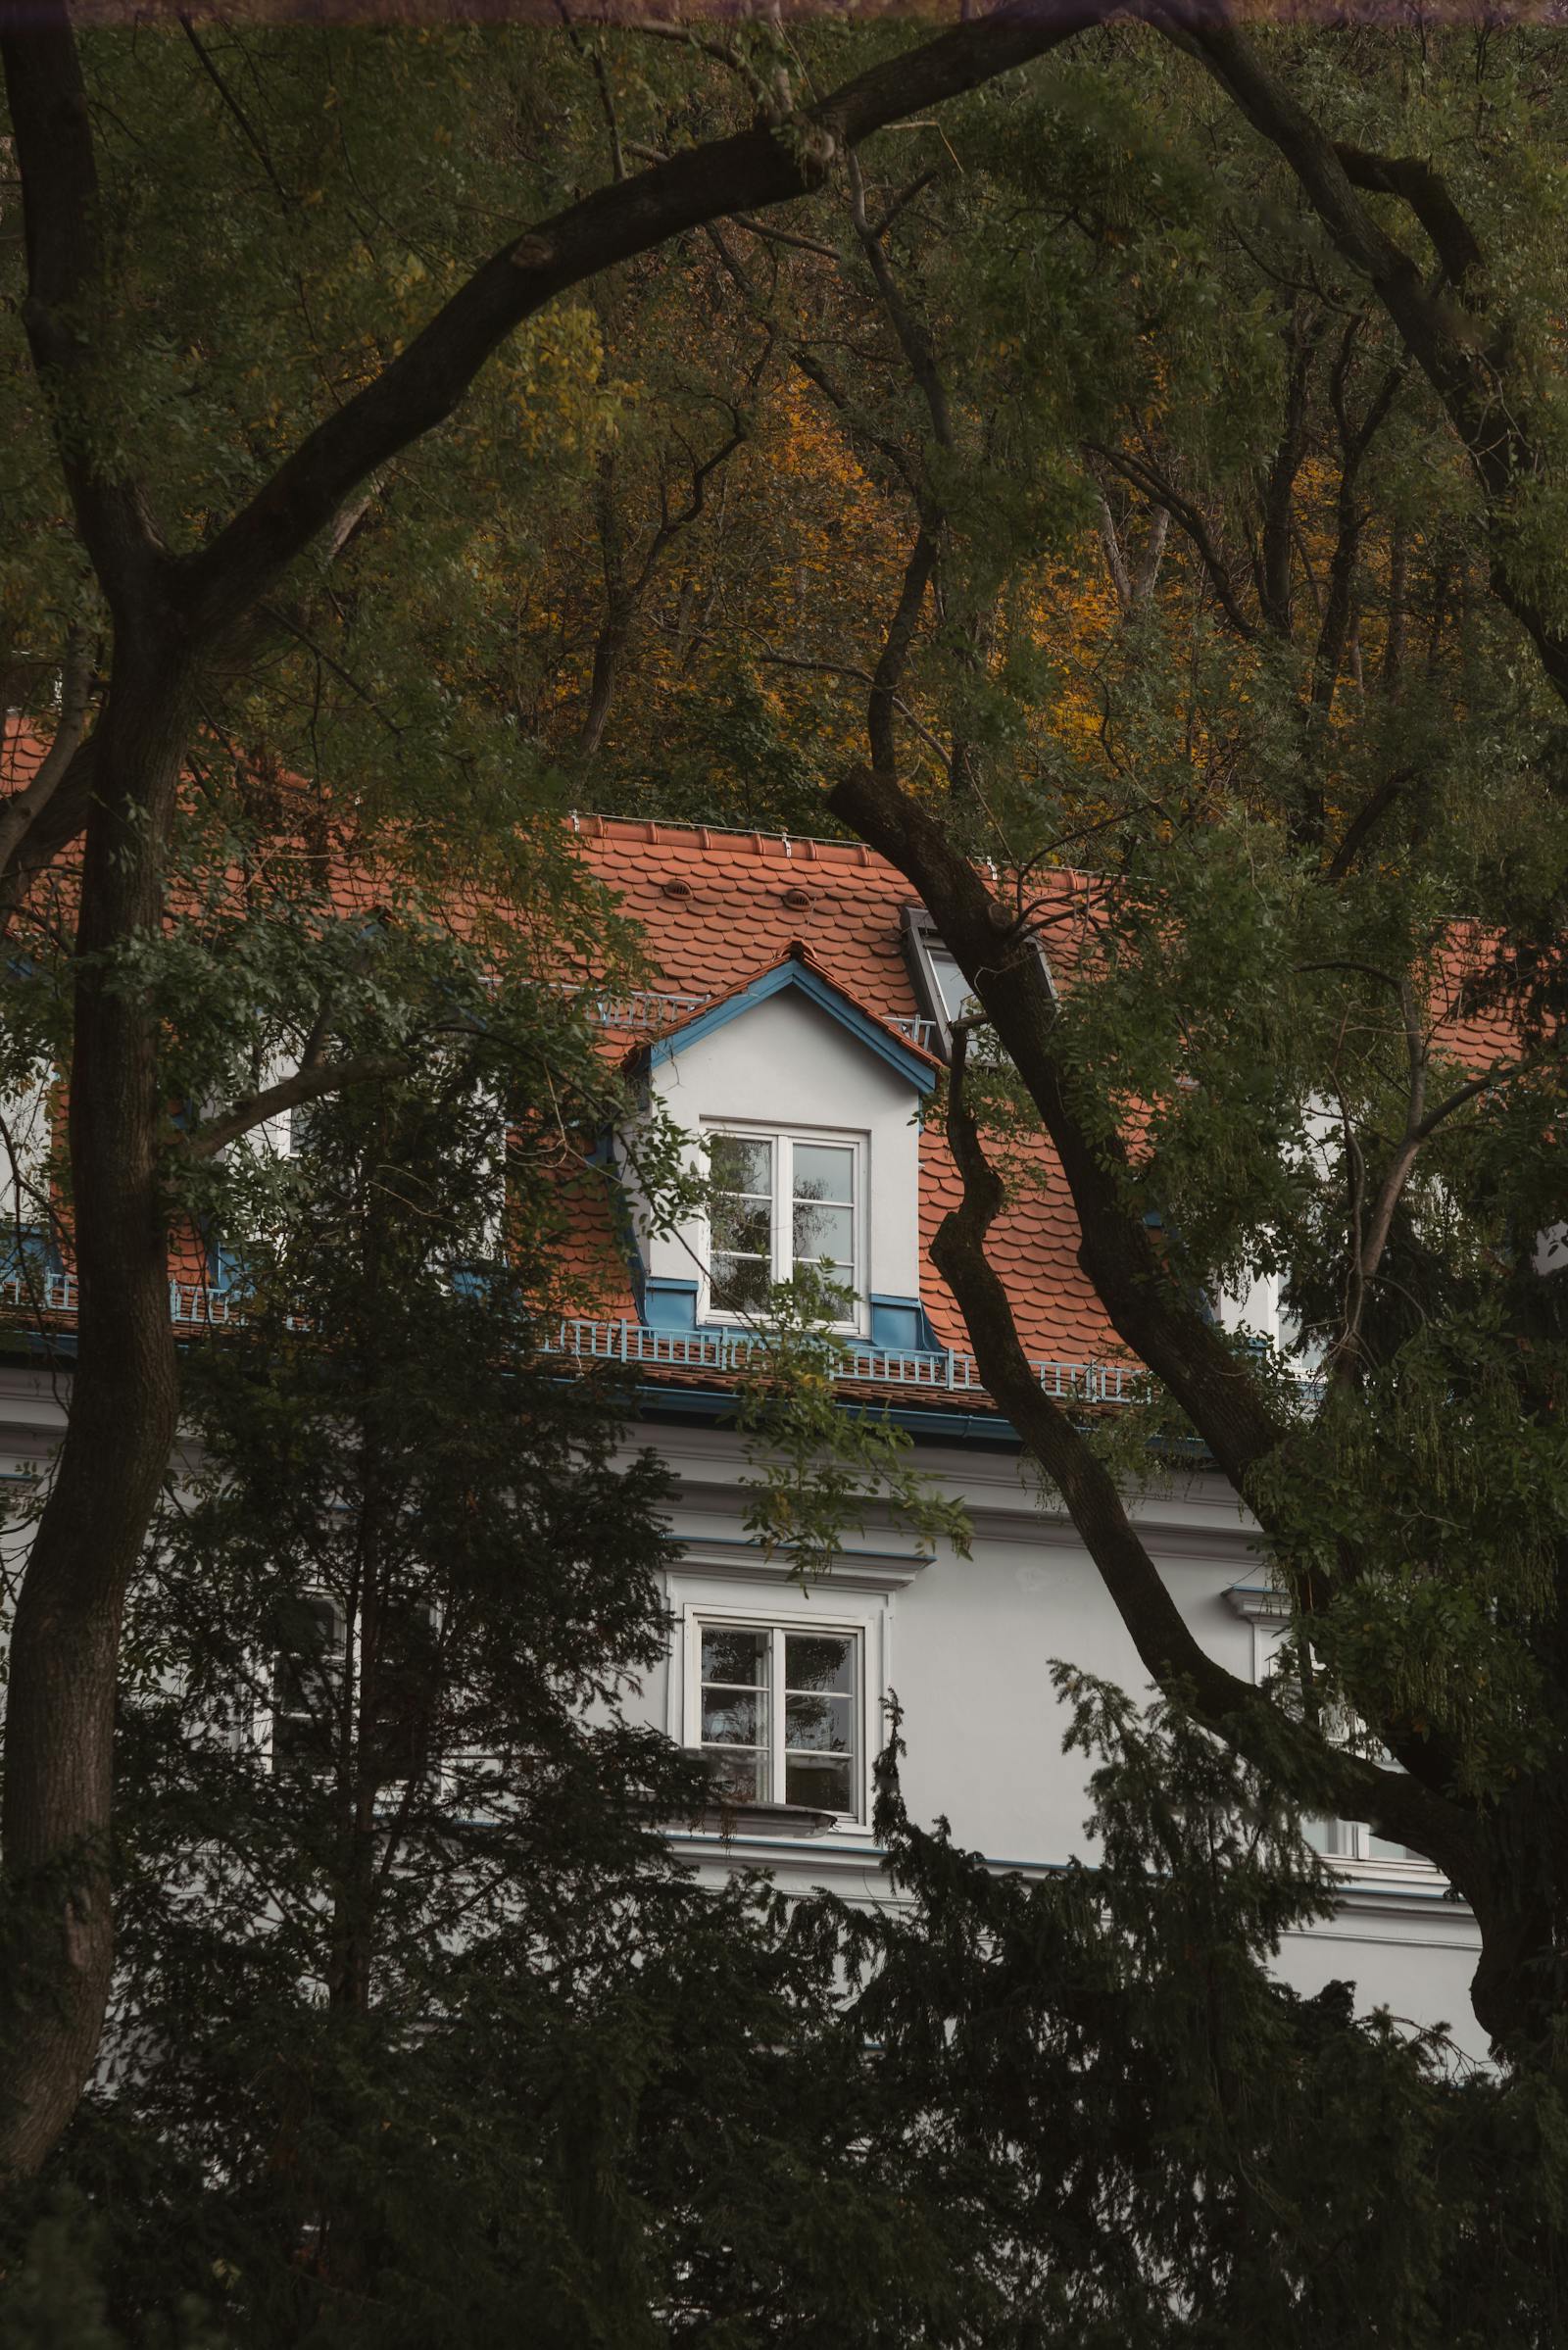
[1250,1612,1441,1881]
[0,1065,53,1235]
[260,1591,345,1778]
[680,1602,873,1830]
[259,1590,446,1789]
[700,1122,868,1336]
[902,905,1054,1064]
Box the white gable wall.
[639,988,924,1308]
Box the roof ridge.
[569,809,886,865]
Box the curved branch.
[1333,141,1485,298]
[0,635,94,886]
[934,1027,1474,1876]
[829,759,1288,1494]
[177,1053,412,1163]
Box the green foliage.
[20,1555,1568,2345]
[821,1674,1568,2346]
[728,1267,971,1582]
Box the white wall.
[0,1353,1488,2060]
[644,1420,1488,2057]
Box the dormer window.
[705,1125,862,1329]
[0,1065,53,1274]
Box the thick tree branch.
[177,1053,412,1163]
[1325,766,1415,881]
[1333,142,1485,299]
[934,1027,1474,1876]
[829,760,1290,1495]
[1,8,170,600]
[868,529,940,775]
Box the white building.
[0,808,1487,2055]
[561,816,1486,2056]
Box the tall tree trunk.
[575,604,632,763]
[0,646,191,2177]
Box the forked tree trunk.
[0,651,191,2177]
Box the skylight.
[902,906,1056,1062]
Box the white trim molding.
[674,1539,933,1595]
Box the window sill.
[682,1796,845,1841]
[699,1314,868,1344]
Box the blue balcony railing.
[0,1271,1135,1406]
[539,1315,1139,1405]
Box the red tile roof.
[3,723,1527,1420]
[570,813,1124,1373]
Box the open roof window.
[902,906,1053,1063]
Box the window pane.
[785,1754,853,1814]
[703,1629,767,1686]
[785,1690,852,1754]
[928,950,975,1026]
[785,1634,855,1694]
[702,1689,765,1746]
[792,1144,853,1205]
[711,1254,772,1313]
[710,1749,767,1803]
[709,1134,771,1196]
[1366,1832,1425,1864]
[792,1199,852,1265]
[271,1596,341,1775]
[367,1601,439,1783]
[711,1196,773,1256]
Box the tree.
[9,0,1568,2176]
[0,4,1113,2176]
[804,24,1568,2052]
[470,12,1568,2053]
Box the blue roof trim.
[642,958,937,1097]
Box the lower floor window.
[1304,1817,1427,1867]
[266,1591,439,1782]
[269,1593,343,1775]
[696,1620,859,1818]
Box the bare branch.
[1088,444,1258,640]
[1168,5,1568,728]
[176,14,293,214]
[846,151,954,452]
[1096,492,1134,617]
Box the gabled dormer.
[621,943,940,1348]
